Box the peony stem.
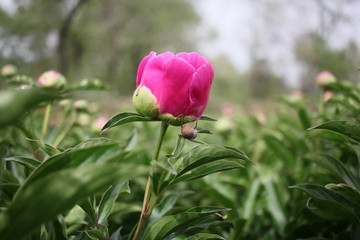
[41,103,52,141]
[132,121,169,240]
[53,113,76,147]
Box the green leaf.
[5,156,41,170]
[173,145,250,179]
[290,184,360,224]
[151,193,180,219]
[196,128,213,135]
[17,141,125,193]
[327,82,360,104]
[142,207,228,240]
[0,183,19,200]
[166,135,185,158]
[0,163,146,240]
[0,88,59,127]
[109,226,122,240]
[78,198,97,227]
[264,181,286,234]
[172,160,244,184]
[101,112,157,132]
[309,120,360,143]
[26,138,61,156]
[84,229,106,240]
[98,181,131,225]
[319,154,360,189]
[298,107,312,130]
[124,130,138,151]
[184,233,225,240]
[159,145,249,190]
[199,116,217,121]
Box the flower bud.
[73,100,89,112]
[38,70,66,89]
[134,51,214,126]
[91,117,108,133]
[133,85,160,118]
[181,124,197,140]
[215,118,233,136]
[76,113,91,126]
[316,71,336,89]
[1,64,17,77]
[323,90,333,102]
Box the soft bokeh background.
[0,0,359,116]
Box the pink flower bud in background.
[1,64,17,77]
[222,102,234,118]
[292,90,303,100]
[133,51,214,126]
[73,100,89,112]
[38,70,66,89]
[92,117,108,133]
[316,71,336,88]
[323,90,334,102]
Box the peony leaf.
[290,184,360,224]
[142,207,228,240]
[0,163,146,240]
[5,156,41,170]
[309,120,360,143]
[101,112,158,132]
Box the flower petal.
[176,52,208,70]
[185,62,214,118]
[136,51,156,87]
[140,52,174,100]
[159,57,195,117]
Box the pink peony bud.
[133,51,214,126]
[323,90,334,102]
[1,64,17,77]
[316,71,336,88]
[73,100,89,112]
[38,70,66,89]
[92,117,108,133]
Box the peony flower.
[316,71,336,88]
[38,70,66,89]
[133,51,214,125]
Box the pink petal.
[176,52,208,70]
[159,57,196,117]
[136,52,156,87]
[140,52,174,100]
[185,62,214,118]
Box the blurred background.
[0,0,359,117]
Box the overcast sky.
[193,0,360,87]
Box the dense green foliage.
[0,66,359,239]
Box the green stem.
[53,113,76,147]
[132,121,169,240]
[41,104,52,141]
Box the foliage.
[1,66,360,239]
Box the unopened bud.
[316,71,336,89]
[215,118,233,136]
[38,70,66,89]
[181,124,197,140]
[1,64,17,77]
[323,90,333,102]
[73,100,89,112]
